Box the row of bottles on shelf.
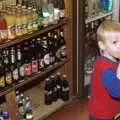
[84,19,104,74]
[15,91,33,120]
[44,72,69,105]
[0,108,9,120]
[0,28,67,90]
[84,0,113,19]
[0,0,66,41]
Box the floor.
[47,98,89,120]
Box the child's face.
[103,31,120,58]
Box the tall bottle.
[56,72,62,98]
[61,74,69,101]
[3,49,12,86]
[23,41,32,77]
[59,29,67,59]
[36,37,45,71]
[10,47,19,83]
[44,78,52,105]
[58,0,65,19]
[0,51,5,90]
[16,45,24,81]
[30,39,38,74]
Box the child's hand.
[117,63,120,79]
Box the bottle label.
[54,8,60,20]
[60,46,66,58]
[24,63,32,76]
[39,59,44,69]
[60,10,65,18]
[57,85,61,89]
[13,68,19,81]
[27,20,33,33]
[0,76,5,88]
[19,106,24,115]
[19,65,24,77]
[62,87,69,92]
[32,60,38,73]
[6,72,12,84]
[44,53,50,65]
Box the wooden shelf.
[85,11,113,24]
[0,17,70,49]
[0,59,69,97]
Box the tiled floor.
[47,98,89,120]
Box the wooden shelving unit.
[0,1,74,118]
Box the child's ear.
[98,41,106,51]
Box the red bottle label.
[24,63,32,76]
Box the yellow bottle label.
[0,76,5,88]
[6,72,12,84]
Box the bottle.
[10,47,19,83]
[0,52,5,90]
[61,74,69,101]
[23,41,32,77]
[36,37,45,71]
[3,49,12,86]
[50,75,57,102]
[53,0,60,23]
[30,39,38,74]
[16,45,24,81]
[56,72,62,98]
[59,29,67,59]
[47,32,55,65]
[18,100,25,120]
[58,0,65,19]
[2,111,9,120]
[44,78,52,105]
[15,90,21,104]
[42,0,49,26]
[42,36,50,68]
[48,0,54,24]
[0,12,8,42]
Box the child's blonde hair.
[97,20,120,42]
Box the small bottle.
[2,111,9,120]
[61,74,69,101]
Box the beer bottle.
[23,41,32,77]
[56,72,62,98]
[61,74,69,101]
[0,51,5,90]
[47,32,55,65]
[44,78,52,105]
[2,111,9,120]
[58,0,65,19]
[30,39,38,74]
[50,75,57,101]
[10,47,19,83]
[59,29,67,59]
[53,30,60,62]
[16,45,24,81]
[3,49,12,86]
[42,36,50,68]
[36,37,45,71]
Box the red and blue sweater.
[89,56,120,119]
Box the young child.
[88,20,120,120]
